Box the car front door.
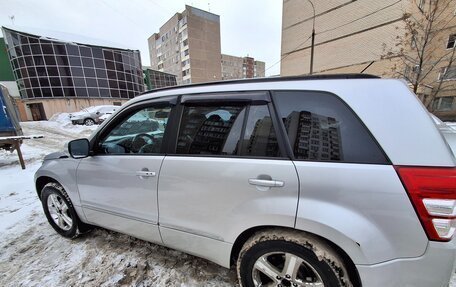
[157,92,299,266]
[77,97,176,244]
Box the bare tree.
[387,0,456,108]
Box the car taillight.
[395,166,456,242]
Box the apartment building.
[281,0,456,120]
[148,5,222,85]
[221,54,266,80]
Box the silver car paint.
[293,161,427,265]
[158,156,299,264]
[35,78,456,286]
[75,155,164,244]
[356,238,456,287]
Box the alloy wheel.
[252,252,324,287]
[47,193,73,231]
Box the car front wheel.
[41,182,91,238]
[237,229,352,287]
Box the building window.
[433,97,455,111]
[438,66,456,81]
[447,34,456,49]
[182,69,190,77]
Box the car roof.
[127,74,382,106]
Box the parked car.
[97,113,111,124]
[35,75,456,287]
[69,105,119,126]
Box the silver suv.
[35,75,456,287]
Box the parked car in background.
[69,105,119,126]
[35,75,456,287]
[97,113,111,124]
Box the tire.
[84,118,95,126]
[237,229,352,287]
[41,182,92,238]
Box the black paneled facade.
[144,68,177,90]
[2,27,144,100]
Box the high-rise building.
[2,26,144,121]
[221,54,266,80]
[281,0,456,120]
[148,5,222,85]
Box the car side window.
[240,104,281,157]
[176,104,246,155]
[98,105,171,154]
[272,91,388,164]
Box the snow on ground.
[0,116,455,286]
[0,116,237,287]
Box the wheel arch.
[35,175,60,200]
[230,225,362,287]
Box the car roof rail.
[140,73,381,95]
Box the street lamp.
[306,0,316,75]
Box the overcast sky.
[0,0,283,76]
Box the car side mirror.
[96,111,100,115]
[68,138,90,159]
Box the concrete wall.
[17,98,128,121]
[186,5,222,83]
[281,0,456,120]
[221,54,244,80]
[281,0,406,75]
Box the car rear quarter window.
[272,91,388,164]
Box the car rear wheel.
[84,118,95,126]
[237,229,352,287]
[41,182,91,238]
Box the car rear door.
[76,97,177,244]
[157,92,299,265]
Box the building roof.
[2,25,137,51]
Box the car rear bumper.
[357,238,456,287]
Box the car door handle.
[136,171,156,179]
[248,179,284,187]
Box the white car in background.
[98,113,113,124]
[69,105,119,126]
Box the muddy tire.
[237,229,352,287]
[41,182,92,238]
